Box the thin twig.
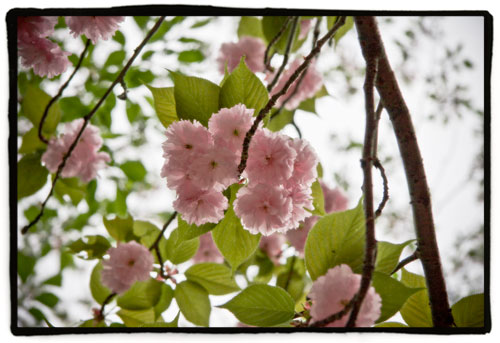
[238,17,347,177]
[374,158,389,218]
[21,16,167,235]
[149,211,177,279]
[267,16,299,93]
[264,16,293,72]
[391,250,420,275]
[38,39,92,144]
[98,292,117,321]
[290,119,302,138]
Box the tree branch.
[238,16,347,177]
[21,16,167,235]
[38,39,91,144]
[354,16,454,327]
[149,211,177,279]
[391,250,420,275]
[264,16,293,72]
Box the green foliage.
[276,257,307,302]
[451,293,484,327]
[304,199,365,280]
[117,279,163,310]
[68,235,111,260]
[133,220,168,264]
[327,16,355,46]
[212,185,261,272]
[219,284,295,327]
[262,17,304,54]
[104,50,126,68]
[219,57,269,114]
[374,321,408,328]
[146,86,178,129]
[185,263,240,295]
[237,17,266,41]
[267,109,294,132]
[120,160,147,182]
[165,227,200,264]
[191,17,211,28]
[375,240,415,274]
[89,261,112,305]
[18,252,36,283]
[35,292,59,308]
[17,152,48,200]
[117,308,156,327]
[171,71,220,127]
[154,284,174,319]
[112,30,126,45]
[54,177,87,206]
[399,268,433,327]
[177,217,215,242]
[124,67,154,89]
[174,281,211,327]
[309,179,326,216]
[371,272,423,323]
[103,214,136,243]
[22,84,61,136]
[178,49,205,63]
[19,127,46,154]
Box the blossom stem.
[267,16,299,92]
[38,39,92,144]
[99,292,117,320]
[371,101,389,218]
[354,16,454,327]
[238,16,347,177]
[391,250,420,275]
[149,211,177,279]
[21,16,167,235]
[263,16,293,72]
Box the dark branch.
[374,158,389,218]
[290,119,302,138]
[267,16,299,92]
[237,17,347,177]
[391,250,420,275]
[38,39,91,144]
[21,16,167,235]
[98,292,117,321]
[149,211,177,279]
[264,16,293,72]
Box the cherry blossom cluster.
[101,241,154,294]
[308,264,382,327]
[41,119,110,182]
[17,16,124,78]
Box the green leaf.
[399,269,433,327]
[375,240,414,275]
[117,279,162,310]
[67,235,111,260]
[219,284,295,327]
[171,71,220,127]
[262,16,304,54]
[104,50,126,67]
[374,321,408,328]
[212,185,261,272]
[54,177,87,206]
[191,18,211,28]
[22,84,61,135]
[18,252,36,283]
[35,292,59,308]
[304,199,365,280]
[124,67,154,88]
[103,214,136,243]
[309,179,326,216]
[17,152,48,200]
[297,97,316,114]
[117,308,156,327]
[120,160,147,182]
[219,57,269,114]
[237,17,266,41]
[267,109,294,132]
[372,271,423,323]
[80,319,107,327]
[154,284,174,319]
[316,163,323,178]
[327,16,355,46]
[185,263,240,295]
[134,16,149,29]
[133,221,168,264]
[174,280,211,327]
[90,261,112,305]
[19,127,46,154]
[146,86,178,129]
[142,312,179,327]
[178,49,205,63]
[451,293,484,327]
[112,30,126,45]
[177,217,215,242]
[165,228,200,264]
[42,273,62,286]
[276,258,306,302]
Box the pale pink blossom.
[287,138,318,187]
[192,233,224,264]
[309,264,381,327]
[217,36,266,74]
[18,36,71,78]
[173,184,228,226]
[65,16,125,44]
[245,129,297,185]
[321,181,349,213]
[285,216,318,254]
[299,19,312,40]
[190,146,238,191]
[17,16,58,43]
[101,241,154,294]
[234,184,292,236]
[208,104,255,155]
[282,184,314,232]
[259,233,286,260]
[41,119,110,182]
[163,120,213,161]
[268,59,323,110]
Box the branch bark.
[354,16,454,327]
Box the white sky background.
[1,1,499,342]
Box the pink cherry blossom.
[285,216,318,254]
[163,120,213,161]
[259,233,286,260]
[283,184,314,231]
[192,233,224,264]
[321,181,349,213]
[308,264,381,327]
[287,138,319,187]
[268,59,323,110]
[190,146,238,191]
[18,36,71,78]
[217,36,266,74]
[245,128,297,185]
[208,104,255,155]
[299,19,312,40]
[101,241,154,294]
[41,119,110,182]
[17,16,58,43]
[234,184,292,236]
[173,184,228,226]
[65,16,125,44]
